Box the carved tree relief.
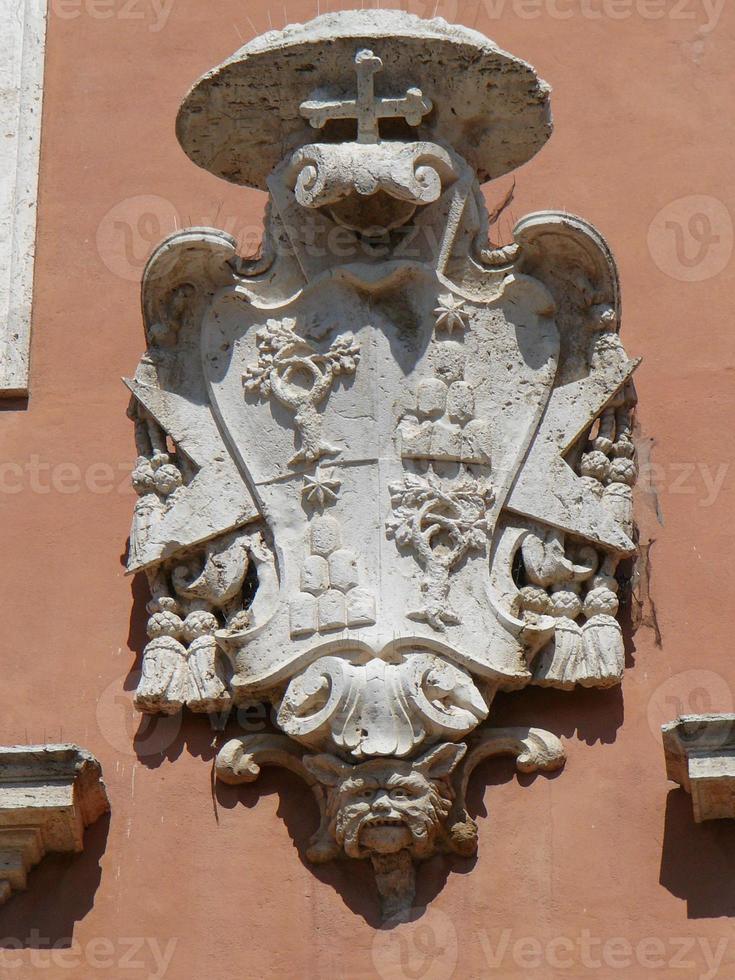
[125,12,639,919]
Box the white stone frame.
[0,0,48,396]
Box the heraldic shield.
[125,11,639,917]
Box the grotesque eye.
[390,787,411,800]
[358,789,374,801]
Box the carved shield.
[203,267,561,694]
[127,11,638,768]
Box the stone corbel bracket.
[663,715,735,823]
[0,745,110,903]
[216,727,565,919]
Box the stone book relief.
[125,12,639,918]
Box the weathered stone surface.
[301,554,329,595]
[310,515,342,558]
[132,530,269,715]
[289,592,317,638]
[345,588,376,628]
[663,715,735,823]
[176,11,552,190]
[328,549,359,593]
[0,745,109,904]
[318,590,347,632]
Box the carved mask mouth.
[364,816,404,827]
[359,814,413,854]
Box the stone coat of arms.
[126,11,638,918]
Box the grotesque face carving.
[303,742,465,860]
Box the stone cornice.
[0,744,110,904]
[663,715,735,823]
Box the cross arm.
[300,98,359,130]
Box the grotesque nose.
[371,789,392,813]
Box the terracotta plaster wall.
[0,1,734,978]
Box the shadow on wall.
[0,398,28,413]
[0,814,110,946]
[214,762,483,928]
[660,790,735,919]
[215,765,384,926]
[489,684,624,747]
[125,565,149,678]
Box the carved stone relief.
[243,318,361,466]
[216,727,564,919]
[126,11,639,917]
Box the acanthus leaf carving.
[276,653,489,758]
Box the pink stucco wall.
[1,1,734,977]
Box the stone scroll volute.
[125,11,639,919]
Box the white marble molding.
[0,0,48,395]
